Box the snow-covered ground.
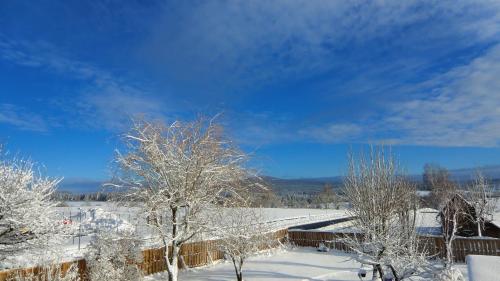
[2,202,349,269]
[145,247,469,281]
[55,202,348,249]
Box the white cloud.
[144,0,500,90]
[0,37,169,131]
[300,123,363,143]
[303,44,500,147]
[76,85,167,131]
[0,104,49,132]
[385,44,500,147]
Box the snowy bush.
[85,231,143,281]
[434,267,465,281]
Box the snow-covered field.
[315,208,442,235]
[145,247,469,281]
[55,202,349,247]
[3,202,348,269]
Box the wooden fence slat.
[287,230,500,263]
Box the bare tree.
[423,164,456,209]
[0,149,63,266]
[313,183,338,209]
[214,207,274,281]
[437,193,466,281]
[113,117,250,281]
[343,147,428,281]
[465,172,497,237]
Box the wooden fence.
[288,230,500,262]
[0,229,288,281]
[3,228,499,280]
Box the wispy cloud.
[302,44,500,147]
[143,0,500,91]
[2,1,500,148]
[0,104,49,132]
[0,36,169,131]
[385,44,500,147]
[299,124,364,143]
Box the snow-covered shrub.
[85,231,143,281]
[0,149,63,265]
[434,267,465,281]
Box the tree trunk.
[232,257,244,281]
[168,254,179,281]
[372,265,383,281]
[477,221,482,237]
[165,207,180,281]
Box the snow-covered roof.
[415,208,442,235]
[466,255,500,281]
[492,200,500,228]
[416,190,431,197]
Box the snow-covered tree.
[85,230,143,281]
[0,149,63,266]
[313,184,339,209]
[423,164,457,209]
[437,193,466,281]
[465,172,497,237]
[343,147,428,281]
[113,117,250,281]
[214,207,274,281]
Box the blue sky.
[1,1,500,181]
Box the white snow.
[314,208,442,235]
[466,255,500,281]
[146,247,362,281]
[144,247,469,281]
[78,208,135,234]
[2,202,348,269]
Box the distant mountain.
[57,178,105,193]
[56,165,500,195]
[448,165,500,182]
[264,165,500,194]
[262,176,342,194]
